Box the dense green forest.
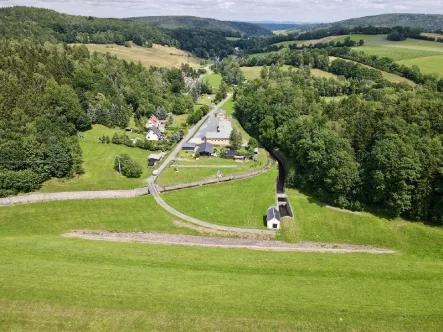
[0,39,192,197]
[288,13,443,33]
[127,16,273,37]
[0,6,176,46]
[232,66,443,225]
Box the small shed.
[225,149,236,158]
[182,142,196,152]
[197,142,214,156]
[266,207,281,230]
[148,153,165,168]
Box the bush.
[0,169,43,196]
[114,154,142,178]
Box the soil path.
[64,230,397,254]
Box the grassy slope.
[162,167,277,229]
[1,191,443,330]
[40,125,152,192]
[398,55,443,77]
[78,42,199,68]
[206,73,223,89]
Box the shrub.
[114,154,142,178]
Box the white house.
[146,127,163,141]
[266,206,281,230]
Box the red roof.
[149,115,159,126]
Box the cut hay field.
[76,42,199,68]
[352,45,443,61]
[1,180,443,330]
[39,125,152,192]
[240,66,333,80]
[311,68,336,79]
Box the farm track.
[64,230,397,254]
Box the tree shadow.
[262,215,267,227]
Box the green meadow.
[39,125,152,192]
[206,72,223,89]
[398,55,443,77]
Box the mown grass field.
[77,42,199,68]
[225,36,241,41]
[351,45,443,61]
[398,55,443,77]
[162,166,278,229]
[206,72,223,89]
[39,125,152,192]
[1,184,443,330]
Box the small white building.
[146,127,163,141]
[266,206,281,230]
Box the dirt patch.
[64,230,397,254]
[172,220,273,240]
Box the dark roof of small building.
[182,142,196,149]
[226,149,236,157]
[198,142,214,154]
[267,207,281,221]
[149,126,162,136]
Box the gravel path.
[0,188,149,206]
[64,230,397,254]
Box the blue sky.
[1,0,443,22]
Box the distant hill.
[127,16,273,36]
[289,13,443,33]
[0,6,175,46]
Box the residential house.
[145,115,159,129]
[146,126,163,141]
[205,120,232,146]
[197,142,214,156]
[266,206,281,230]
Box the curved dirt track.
[64,230,397,254]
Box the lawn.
[1,189,443,330]
[240,65,293,80]
[39,125,153,192]
[76,42,199,68]
[284,189,443,259]
[398,55,443,77]
[226,36,241,41]
[162,166,278,229]
[206,73,223,89]
[157,150,268,187]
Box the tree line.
[234,68,443,225]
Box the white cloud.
[1,0,443,21]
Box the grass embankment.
[39,125,152,192]
[1,189,443,330]
[283,189,443,259]
[162,167,277,229]
[77,42,199,68]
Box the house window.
[272,223,278,229]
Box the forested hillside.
[127,16,273,37]
[0,40,192,197]
[291,13,443,33]
[0,6,176,46]
[233,67,443,224]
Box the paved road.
[149,93,232,179]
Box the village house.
[266,206,281,230]
[145,114,159,129]
[146,126,163,141]
[197,142,214,156]
[205,119,232,146]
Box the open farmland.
[77,42,200,68]
[398,55,443,77]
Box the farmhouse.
[145,114,159,129]
[205,119,232,146]
[266,206,281,230]
[197,142,214,156]
[146,126,163,141]
[182,142,196,151]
